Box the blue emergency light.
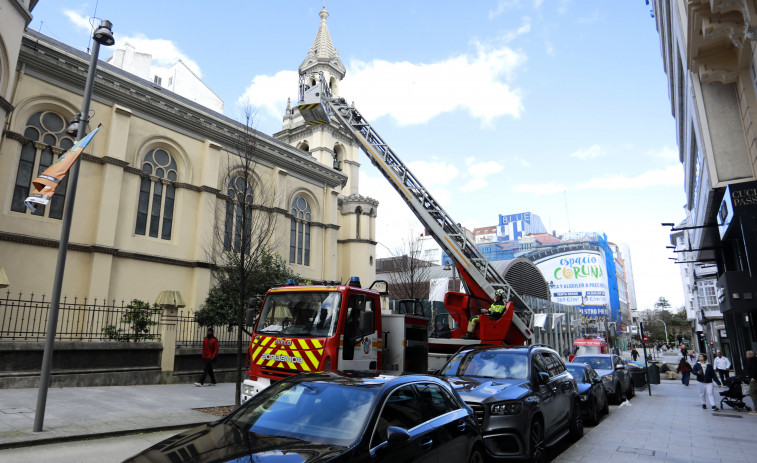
[348,276,361,288]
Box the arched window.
[11,111,76,218]
[297,141,310,152]
[289,196,311,266]
[223,176,253,253]
[135,148,177,240]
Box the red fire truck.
[242,72,538,400]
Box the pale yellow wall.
[0,65,343,310]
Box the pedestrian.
[692,353,721,410]
[631,348,639,361]
[745,350,757,415]
[713,352,731,383]
[195,327,218,387]
[681,345,688,358]
[677,357,692,386]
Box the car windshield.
[440,350,528,380]
[255,291,341,338]
[574,356,612,370]
[574,345,602,356]
[565,365,586,381]
[227,379,379,446]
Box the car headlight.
[490,401,523,415]
[580,394,589,401]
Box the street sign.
[643,336,649,342]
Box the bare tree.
[385,232,433,300]
[201,106,282,406]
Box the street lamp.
[33,19,115,432]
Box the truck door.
[341,293,377,369]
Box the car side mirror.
[386,426,410,447]
[592,377,602,384]
[615,364,625,370]
[538,372,550,384]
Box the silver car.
[571,354,634,404]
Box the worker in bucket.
[463,289,507,339]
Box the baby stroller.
[719,376,752,412]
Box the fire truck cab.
[242,278,427,402]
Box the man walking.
[745,350,757,414]
[713,351,731,383]
[631,348,639,361]
[195,328,218,387]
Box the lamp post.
[33,20,114,432]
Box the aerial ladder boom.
[296,73,534,344]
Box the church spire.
[299,7,346,81]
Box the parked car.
[565,363,609,425]
[571,354,634,404]
[123,372,483,463]
[437,344,582,463]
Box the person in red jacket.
[195,328,218,386]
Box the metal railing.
[175,311,246,347]
[0,292,162,342]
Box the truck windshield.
[255,291,342,338]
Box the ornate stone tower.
[274,8,378,284]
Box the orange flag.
[24,126,100,213]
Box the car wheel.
[528,419,545,463]
[468,447,484,463]
[601,391,610,415]
[628,382,635,399]
[588,396,600,425]
[569,401,583,440]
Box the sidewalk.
[556,354,757,463]
[0,383,236,449]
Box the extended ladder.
[296,73,534,341]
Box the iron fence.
[176,311,246,347]
[0,292,162,342]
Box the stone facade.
[0,8,378,312]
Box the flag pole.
[33,20,114,432]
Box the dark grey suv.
[572,354,634,404]
[437,345,582,463]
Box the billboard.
[536,251,610,327]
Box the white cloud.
[237,70,299,121]
[406,160,459,187]
[339,39,526,127]
[240,28,528,129]
[489,1,519,19]
[512,182,566,195]
[468,160,504,178]
[514,156,531,167]
[360,172,420,257]
[63,10,92,32]
[119,34,203,77]
[648,146,679,163]
[570,144,603,160]
[576,165,683,190]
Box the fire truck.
[241,73,537,401]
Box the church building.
[0,8,378,311]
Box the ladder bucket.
[296,101,331,125]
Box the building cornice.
[687,0,757,84]
[18,31,348,190]
[0,96,14,113]
[10,0,33,25]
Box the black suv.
[437,344,582,463]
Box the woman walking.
[692,353,721,410]
[677,357,692,386]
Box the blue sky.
[29,1,684,310]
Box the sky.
[28,0,685,310]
